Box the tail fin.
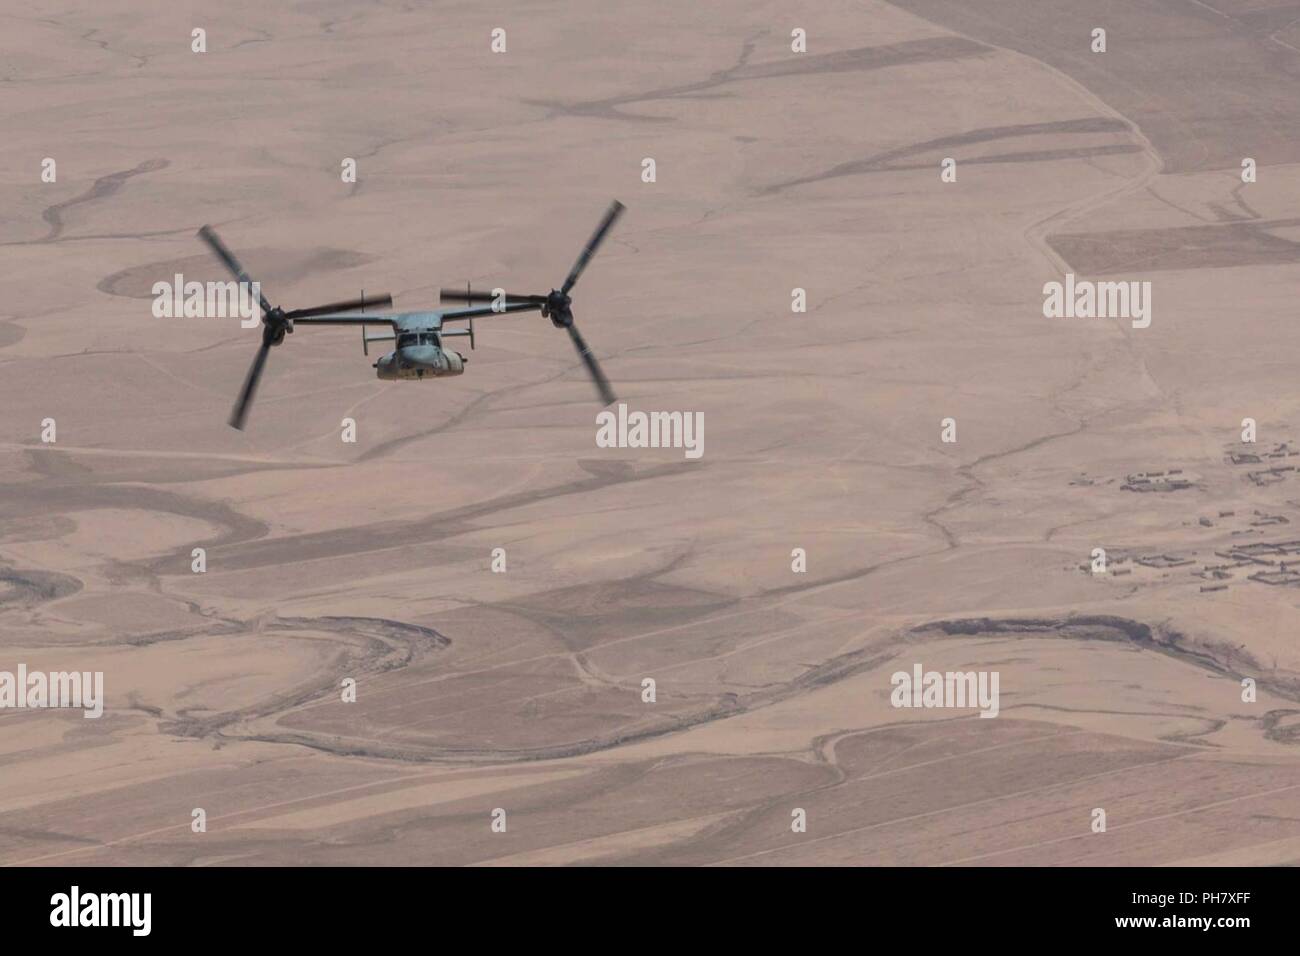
[362,328,396,356]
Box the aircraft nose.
[401,345,440,366]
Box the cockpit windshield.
[397,332,440,348]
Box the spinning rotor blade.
[434,202,624,405]
[229,340,272,431]
[439,288,545,305]
[285,294,393,320]
[561,200,624,295]
[197,225,272,315]
[566,323,616,406]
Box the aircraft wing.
[438,302,544,322]
[291,312,408,326]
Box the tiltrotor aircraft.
[198,201,624,430]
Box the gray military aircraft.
[198,201,624,430]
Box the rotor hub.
[261,307,292,346]
[543,290,573,327]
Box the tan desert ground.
[2,0,1300,866]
